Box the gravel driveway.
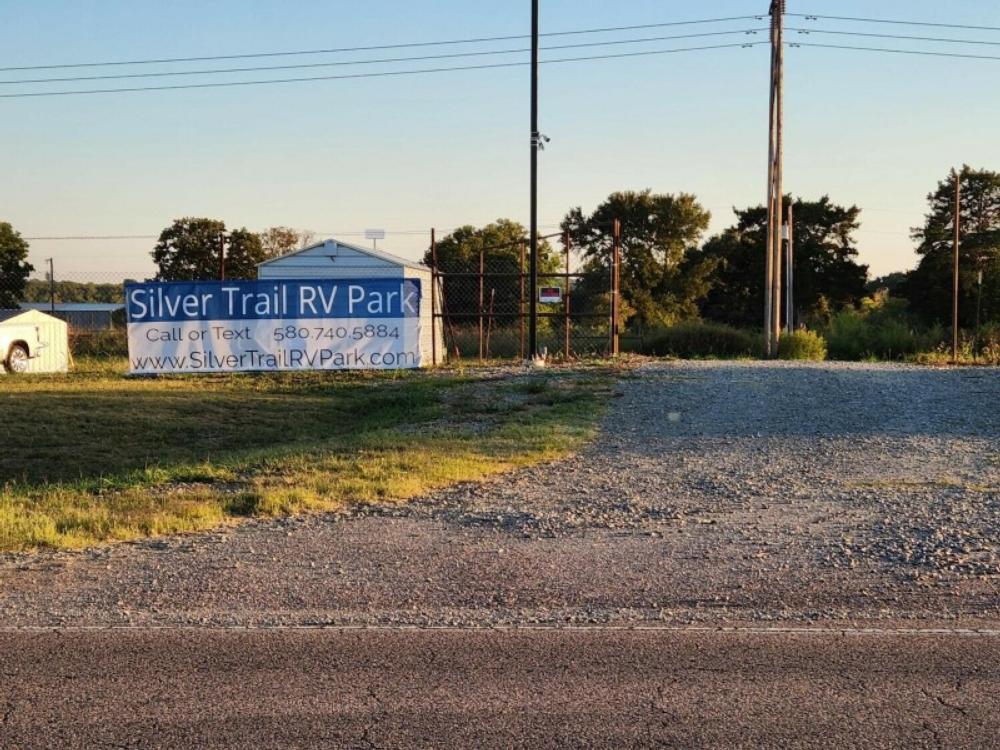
[2,360,999,628]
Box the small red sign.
[539,286,562,304]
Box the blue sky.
[1,0,999,279]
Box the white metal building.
[20,302,124,331]
[0,309,69,374]
[257,239,442,366]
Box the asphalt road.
[2,628,999,749]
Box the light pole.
[528,0,539,360]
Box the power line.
[0,15,766,72]
[25,235,158,240]
[791,41,1000,62]
[23,225,567,241]
[788,27,1000,48]
[788,13,1000,33]
[0,42,768,99]
[0,29,768,86]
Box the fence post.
[485,288,496,359]
[520,241,526,360]
[479,249,485,362]
[430,228,438,366]
[611,219,622,357]
[563,230,571,360]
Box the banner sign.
[125,278,421,374]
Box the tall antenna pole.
[952,168,961,363]
[528,0,540,359]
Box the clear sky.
[2,0,999,280]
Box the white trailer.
[0,309,69,374]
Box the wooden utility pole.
[952,168,961,363]
[785,202,794,332]
[218,233,226,281]
[764,0,785,355]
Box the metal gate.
[428,221,623,362]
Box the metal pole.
[563,230,571,359]
[952,169,961,363]
[430,228,438,366]
[528,0,540,359]
[219,233,226,281]
[785,202,794,332]
[519,241,526,359]
[485,288,496,359]
[611,218,621,356]
[479,249,485,362]
[975,268,983,362]
[47,258,55,313]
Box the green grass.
[0,359,614,551]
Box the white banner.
[125,279,422,374]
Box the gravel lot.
[2,360,999,628]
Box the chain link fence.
[2,228,635,363]
[430,231,623,361]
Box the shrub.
[639,321,761,359]
[819,292,950,361]
[777,329,827,360]
[823,308,944,361]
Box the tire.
[5,344,29,374]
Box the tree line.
[1,166,997,331]
[427,166,1000,333]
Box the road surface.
[2,628,999,749]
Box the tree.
[698,196,868,328]
[224,228,267,279]
[867,272,908,296]
[259,226,313,259]
[422,219,557,319]
[0,222,33,309]
[562,190,713,327]
[23,280,123,304]
[902,166,1000,327]
[152,218,266,281]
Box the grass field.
[0,358,615,552]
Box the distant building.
[19,302,124,331]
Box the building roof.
[257,239,428,272]
[0,308,65,324]
[20,302,123,312]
